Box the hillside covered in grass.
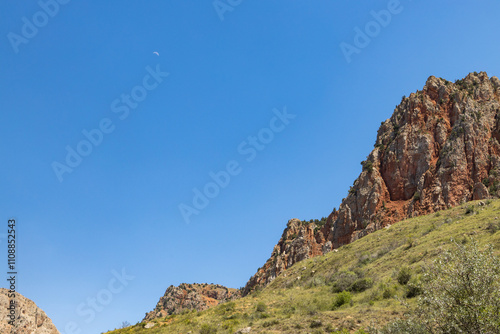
[106,199,500,334]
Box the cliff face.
[243,72,500,295]
[0,288,60,334]
[143,283,241,321]
[243,218,328,294]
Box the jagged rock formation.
[243,71,500,294]
[0,288,60,334]
[243,218,328,294]
[143,283,241,321]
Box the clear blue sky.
[1,1,500,333]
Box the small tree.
[120,321,131,329]
[379,240,500,333]
[416,240,500,333]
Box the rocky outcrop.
[143,283,241,321]
[0,288,60,334]
[243,218,328,294]
[244,71,500,294]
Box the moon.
[153,52,160,56]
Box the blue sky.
[1,1,500,333]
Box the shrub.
[350,278,373,292]
[487,221,500,234]
[256,312,270,319]
[255,302,267,313]
[378,281,397,299]
[413,191,421,201]
[405,276,422,298]
[483,177,491,187]
[416,241,500,333]
[222,319,239,331]
[262,319,279,328]
[325,324,335,332]
[332,291,352,309]
[199,324,217,334]
[310,320,323,328]
[489,180,500,195]
[375,319,427,334]
[357,252,373,266]
[362,160,374,173]
[218,301,235,314]
[331,271,358,293]
[307,276,326,289]
[396,266,412,285]
[382,240,500,333]
[382,288,394,299]
[282,305,295,316]
[465,204,475,214]
[405,235,415,249]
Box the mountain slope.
[244,72,500,294]
[108,199,500,333]
[128,72,500,330]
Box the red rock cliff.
[243,72,500,295]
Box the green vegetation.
[376,240,500,333]
[255,301,267,313]
[413,191,420,201]
[106,200,500,334]
[454,78,476,96]
[396,266,411,285]
[361,160,374,173]
[199,324,218,334]
[333,291,352,309]
[297,217,329,235]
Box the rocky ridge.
[243,71,500,294]
[0,288,60,334]
[143,283,241,322]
